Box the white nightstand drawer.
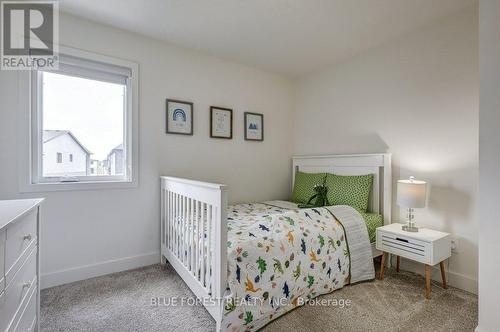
[376,223,451,266]
[378,232,430,263]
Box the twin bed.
[160,154,392,331]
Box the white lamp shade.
[397,178,427,208]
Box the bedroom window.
[26,47,138,191]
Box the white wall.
[0,14,294,288]
[0,7,481,295]
[293,7,478,293]
[478,0,500,330]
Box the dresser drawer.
[0,290,5,310]
[10,286,37,332]
[0,247,37,332]
[0,229,5,292]
[5,209,37,279]
[377,231,430,264]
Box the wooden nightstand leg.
[379,252,387,280]
[425,264,431,299]
[396,256,400,272]
[440,261,448,289]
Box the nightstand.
[376,223,451,299]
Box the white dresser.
[0,199,43,332]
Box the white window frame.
[18,46,139,192]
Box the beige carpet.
[41,263,477,332]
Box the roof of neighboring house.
[107,143,123,159]
[43,130,92,155]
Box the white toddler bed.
[160,153,391,331]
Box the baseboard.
[396,258,478,294]
[41,252,160,289]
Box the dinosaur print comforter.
[222,202,374,331]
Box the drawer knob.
[23,281,32,288]
[23,234,32,241]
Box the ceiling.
[60,0,473,78]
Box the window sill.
[19,179,138,192]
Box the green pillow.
[325,173,373,212]
[291,171,327,204]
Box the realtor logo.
[1,0,58,70]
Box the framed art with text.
[210,106,233,139]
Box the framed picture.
[166,99,193,135]
[210,106,233,139]
[244,112,264,141]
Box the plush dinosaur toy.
[298,184,329,208]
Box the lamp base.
[402,225,419,232]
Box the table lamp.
[397,176,427,232]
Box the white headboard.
[292,153,392,225]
